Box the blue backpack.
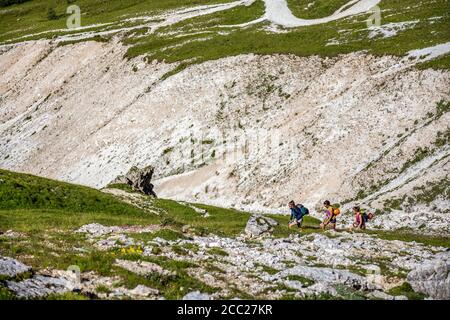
[301,206,309,216]
[298,205,309,217]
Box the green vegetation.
[208,247,229,256]
[285,274,314,287]
[0,286,15,300]
[150,229,186,241]
[388,282,426,300]
[0,169,148,216]
[124,0,450,72]
[154,199,251,237]
[113,255,217,299]
[365,229,450,248]
[382,178,449,214]
[1,0,449,73]
[269,214,321,238]
[104,183,134,193]
[0,0,30,7]
[0,0,233,43]
[287,0,350,19]
[0,169,448,300]
[256,263,279,275]
[45,292,89,300]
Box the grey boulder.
[245,214,278,237]
[407,251,450,300]
[0,256,31,278]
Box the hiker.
[288,200,309,229]
[320,200,340,230]
[351,206,366,230]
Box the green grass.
[256,263,279,275]
[287,0,351,19]
[1,0,449,72]
[388,282,426,300]
[45,292,89,300]
[208,247,229,256]
[268,214,322,238]
[0,168,448,300]
[154,199,251,237]
[0,169,151,216]
[124,0,450,71]
[364,229,450,248]
[103,183,134,193]
[0,0,234,43]
[0,286,15,300]
[113,255,218,299]
[285,275,314,287]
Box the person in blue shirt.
[288,200,309,229]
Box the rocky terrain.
[0,39,449,226]
[1,184,449,300]
[0,169,449,300]
[0,0,449,300]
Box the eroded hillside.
[0,0,449,230]
[0,39,449,221]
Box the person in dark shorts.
[288,200,309,229]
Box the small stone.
[129,285,159,297]
[183,291,212,300]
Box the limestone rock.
[76,223,121,237]
[275,265,372,291]
[245,214,278,237]
[367,290,404,300]
[0,256,31,278]
[407,251,450,300]
[182,291,212,300]
[129,285,159,297]
[114,259,175,277]
[6,275,73,299]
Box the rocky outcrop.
[244,214,278,237]
[0,256,31,278]
[273,265,372,291]
[112,166,157,197]
[6,275,73,299]
[76,223,122,237]
[407,251,450,300]
[114,259,175,277]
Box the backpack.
[362,213,369,223]
[331,204,341,217]
[362,210,374,222]
[300,206,309,216]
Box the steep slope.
[0,40,449,218]
[0,0,449,229]
[1,169,449,300]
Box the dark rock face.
[112,166,157,197]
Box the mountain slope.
[0,169,448,300]
[0,0,449,226]
[0,41,449,219]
